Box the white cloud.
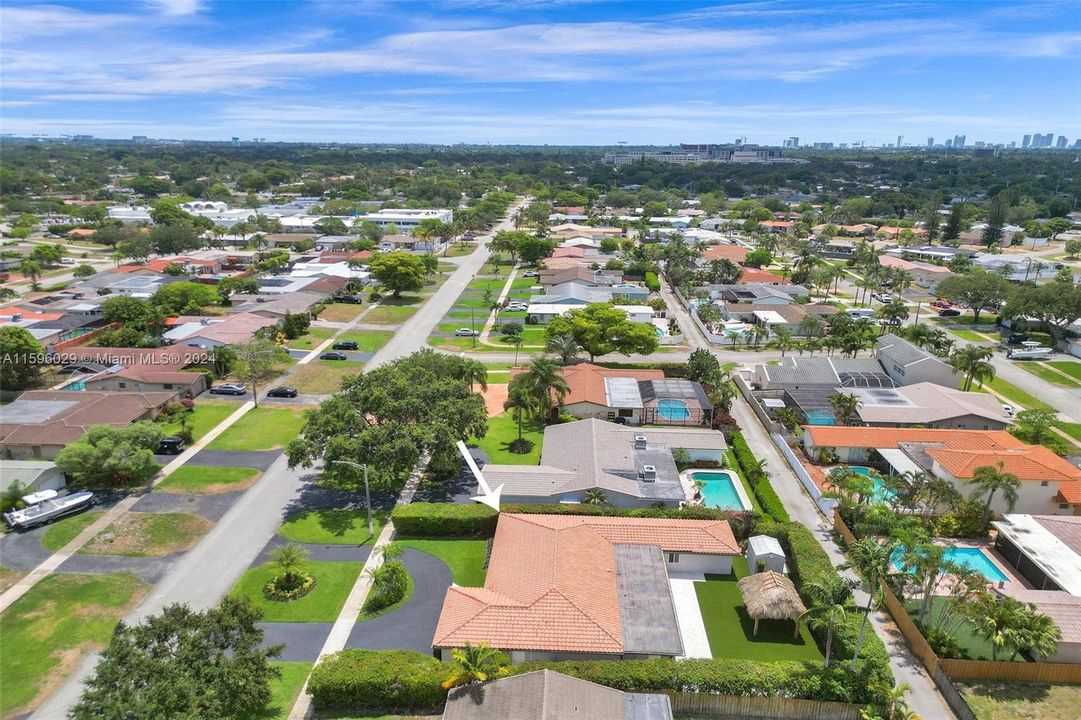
[145,0,203,16]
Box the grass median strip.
[288,360,363,395]
[397,538,488,587]
[1046,360,1081,382]
[278,508,386,545]
[40,510,105,552]
[79,512,213,557]
[975,376,1055,411]
[0,573,149,716]
[156,465,261,494]
[1017,362,1081,388]
[229,561,362,623]
[208,406,309,451]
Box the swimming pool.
[891,547,1009,583]
[689,470,750,511]
[657,398,691,421]
[847,466,896,502]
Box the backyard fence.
[667,692,860,720]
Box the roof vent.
[199,318,210,325]
[634,434,647,449]
[641,465,657,482]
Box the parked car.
[1001,403,1015,417]
[267,386,299,398]
[1005,332,1029,345]
[332,340,359,350]
[521,270,539,277]
[930,299,952,309]
[320,351,348,360]
[937,308,961,317]
[336,294,363,304]
[157,436,186,455]
[210,383,247,395]
[504,303,527,312]
[454,328,480,337]
[874,293,894,303]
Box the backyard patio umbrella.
[737,571,807,638]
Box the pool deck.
[912,539,1031,595]
[681,469,754,512]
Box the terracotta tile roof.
[510,363,662,407]
[0,390,176,448]
[1056,483,1081,504]
[804,426,1023,451]
[758,220,795,228]
[740,267,786,284]
[928,446,1081,484]
[433,513,736,654]
[701,245,748,262]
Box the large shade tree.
[544,303,659,362]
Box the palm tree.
[545,333,580,365]
[517,355,569,422]
[968,462,1020,529]
[441,643,510,689]
[769,326,796,356]
[583,488,608,506]
[844,538,897,670]
[829,392,862,426]
[800,575,854,668]
[798,313,823,340]
[504,377,536,442]
[458,359,488,393]
[19,259,42,288]
[271,543,308,587]
[871,683,913,720]
[751,323,769,350]
[949,346,995,391]
[965,594,1038,662]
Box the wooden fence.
[668,692,860,720]
[941,658,1081,683]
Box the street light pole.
[331,460,374,537]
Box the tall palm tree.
[798,313,823,340]
[270,543,308,586]
[800,575,854,668]
[949,346,995,391]
[769,326,796,356]
[517,355,569,421]
[829,392,862,426]
[844,538,897,669]
[442,643,510,689]
[504,377,536,442]
[968,462,1020,529]
[458,359,488,393]
[545,334,580,365]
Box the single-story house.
[876,333,958,388]
[993,514,1081,594]
[846,382,1010,429]
[527,304,653,325]
[877,255,952,290]
[709,283,808,305]
[433,513,739,662]
[802,426,1081,515]
[539,266,623,287]
[0,460,66,495]
[57,345,209,396]
[232,292,319,319]
[442,670,673,720]
[752,355,894,392]
[479,418,725,507]
[0,390,177,460]
[163,312,277,348]
[699,244,749,263]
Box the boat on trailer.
[3,491,95,530]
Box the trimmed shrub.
[363,560,409,613]
[263,573,315,601]
[644,271,660,291]
[728,432,790,523]
[391,502,498,537]
[308,649,450,712]
[509,438,534,454]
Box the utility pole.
[331,460,374,537]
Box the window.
[1041,481,1049,487]
[163,384,173,390]
[668,553,679,563]
[618,409,633,418]
[118,382,126,388]
[1060,504,1071,510]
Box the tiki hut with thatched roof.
[737,571,807,638]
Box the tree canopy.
[933,269,1013,323]
[56,422,164,487]
[369,250,427,297]
[544,303,660,361]
[0,325,45,391]
[1002,281,1081,343]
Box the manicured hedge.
[309,649,450,712]
[363,560,408,613]
[644,271,660,291]
[391,502,749,539]
[309,650,885,710]
[728,432,790,523]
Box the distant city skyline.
[1,0,1079,145]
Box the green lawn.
[160,400,237,441]
[278,508,385,545]
[975,377,1055,411]
[932,314,999,326]
[208,406,309,450]
[904,597,1019,662]
[0,573,149,716]
[397,537,488,586]
[288,360,364,394]
[241,662,311,720]
[319,302,367,322]
[1016,362,1081,388]
[949,328,995,342]
[364,304,418,325]
[443,243,477,257]
[40,510,103,551]
[357,570,414,623]
[694,558,824,662]
[80,512,212,557]
[1058,423,1081,442]
[334,330,395,354]
[471,411,544,465]
[1046,361,1081,382]
[157,465,261,493]
[229,561,362,622]
[959,682,1081,720]
[288,326,335,351]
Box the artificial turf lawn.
[470,410,544,465]
[40,511,104,552]
[156,465,261,494]
[288,360,363,394]
[1016,362,1081,388]
[208,406,309,451]
[975,376,1055,411]
[160,400,237,441]
[278,508,385,545]
[397,538,489,586]
[694,557,824,662]
[0,573,149,715]
[904,597,1021,662]
[79,512,213,557]
[229,561,362,622]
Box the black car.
[332,340,359,350]
[267,386,299,398]
[937,308,961,317]
[320,351,348,361]
[158,436,186,455]
[336,294,363,304]
[1006,332,1029,344]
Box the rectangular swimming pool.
[689,470,750,511]
[891,546,1008,583]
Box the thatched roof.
[737,572,806,621]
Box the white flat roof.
[876,448,925,478]
[993,514,1081,596]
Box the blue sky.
[1,0,1079,145]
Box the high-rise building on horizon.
[897,134,903,148]
[945,139,953,148]
[926,137,934,147]
[783,136,799,148]
[1022,134,1032,149]
[1056,135,1068,148]
[953,134,966,148]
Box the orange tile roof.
[928,446,1081,483]
[740,267,786,284]
[804,426,1023,451]
[509,362,662,407]
[66,228,96,236]
[433,514,737,654]
[0,308,63,321]
[701,244,748,262]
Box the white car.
[454,328,479,337]
[1001,403,1015,418]
[505,303,527,312]
[521,270,539,277]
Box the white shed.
[0,460,66,496]
[746,534,786,574]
